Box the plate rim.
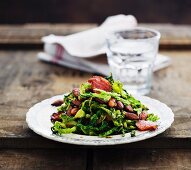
[26,94,174,146]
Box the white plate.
[26,95,174,146]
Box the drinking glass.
[106,27,161,95]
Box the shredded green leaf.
[147,113,159,122]
[51,75,159,137]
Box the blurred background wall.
[0,0,191,24]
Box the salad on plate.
[50,75,159,137]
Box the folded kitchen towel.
[38,14,171,75]
[38,50,171,76]
[42,14,137,57]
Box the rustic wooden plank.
[140,24,191,49]
[0,24,191,49]
[1,149,191,170]
[0,24,96,44]
[93,149,191,170]
[0,149,87,170]
[0,50,191,148]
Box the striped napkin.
[38,14,171,75]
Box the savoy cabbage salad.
[50,75,159,137]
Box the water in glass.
[107,41,157,95]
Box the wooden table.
[0,24,191,170]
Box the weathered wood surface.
[0,149,87,170]
[93,149,191,170]
[0,24,96,44]
[0,24,191,49]
[0,149,190,170]
[0,50,191,149]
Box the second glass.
[106,27,161,95]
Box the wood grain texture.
[93,149,191,170]
[0,24,96,44]
[0,24,191,49]
[0,50,191,149]
[0,149,87,170]
[0,149,191,170]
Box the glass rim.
[106,27,161,42]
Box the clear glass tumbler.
[106,27,161,95]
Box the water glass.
[106,27,161,95]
